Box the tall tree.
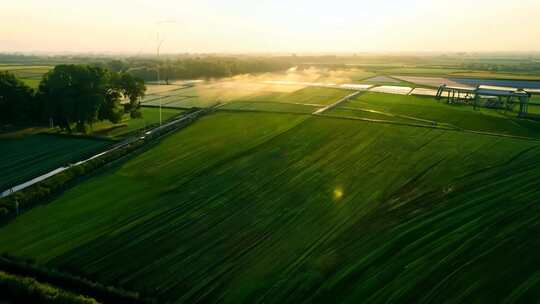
[113,72,146,118]
[38,65,123,133]
[0,72,35,125]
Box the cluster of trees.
[127,57,292,82]
[0,65,145,133]
[459,61,540,73]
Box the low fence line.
[0,108,210,199]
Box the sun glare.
[333,187,344,202]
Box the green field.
[1,110,540,302]
[90,107,184,138]
[274,87,352,105]
[142,84,352,109]
[365,67,540,80]
[221,101,319,114]
[215,87,357,115]
[0,65,52,88]
[0,134,111,190]
[334,92,540,137]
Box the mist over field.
[2,1,540,303]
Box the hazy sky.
[2,0,540,54]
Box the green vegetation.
[128,57,292,82]
[274,87,352,105]
[336,92,540,137]
[0,71,36,124]
[141,85,353,110]
[325,107,420,124]
[3,54,540,303]
[0,254,153,304]
[230,87,353,106]
[0,134,111,190]
[1,111,539,303]
[91,107,183,138]
[0,271,99,304]
[0,65,52,88]
[38,65,146,132]
[1,65,146,133]
[221,101,319,114]
[217,87,353,114]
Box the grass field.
[142,84,353,111]
[1,111,540,303]
[221,101,319,114]
[90,107,184,138]
[0,134,111,191]
[0,65,52,88]
[334,92,540,137]
[369,67,540,80]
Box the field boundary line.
[339,106,437,124]
[0,108,211,198]
[316,113,453,130]
[315,114,540,141]
[312,91,361,115]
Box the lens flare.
[333,187,344,201]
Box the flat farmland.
[0,65,52,88]
[142,83,352,110]
[0,134,111,190]
[91,107,184,138]
[233,87,354,106]
[1,111,540,303]
[334,92,540,137]
[221,101,319,114]
[142,81,308,109]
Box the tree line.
[123,57,292,83]
[0,65,146,133]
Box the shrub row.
[0,270,99,304]
[0,255,153,304]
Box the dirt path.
[312,91,362,115]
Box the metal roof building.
[436,84,533,117]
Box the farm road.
[313,91,362,115]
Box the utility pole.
[156,33,164,126]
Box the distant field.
[90,107,183,138]
[1,112,539,303]
[236,87,354,106]
[0,65,52,88]
[336,92,540,137]
[451,71,540,80]
[344,69,377,81]
[449,77,540,89]
[378,67,470,75]
[362,75,401,84]
[372,67,540,81]
[276,87,352,105]
[370,85,413,95]
[0,134,111,190]
[221,101,319,114]
[325,107,421,124]
[142,84,352,109]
